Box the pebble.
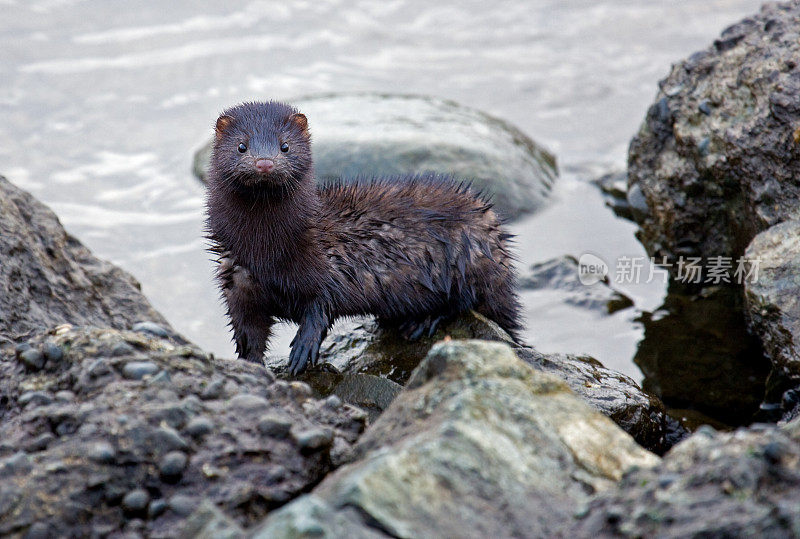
[148,499,167,519]
[185,416,214,438]
[230,393,270,410]
[42,342,63,363]
[18,391,54,408]
[19,348,45,371]
[122,361,160,380]
[292,427,333,453]
[0,452,32,477]
[121,489,151,513]
[289,381,313,400]
[201,377,226,400]
[152,426,188,451]
[54,390,75,402]
[111,341,136,357]
[323,394,342,410]
[132,321,170,338]
[24,433,55,453]
[14,342,31,357]
[159,451,188,481]
[88,442,116,464]
[257,414,293,438]
[168,494,198,516]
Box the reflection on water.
[0,0,764,377]
[635,284,770,428]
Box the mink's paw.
[288,334,321,376]
[398,315,446,341]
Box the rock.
[18,348,45,371]
[122,361,160,380]
[273,310,684,453]
[182,500,244,539]
[159,451,188,481]
[627,2,800,266]
[573,416,800,536]
[745,220,800,398]
[193,93,557,221]
[121,489,150,514]
[0,327,367,537]
[253,340,658,537]
[291,428,333,454]
[0,176,172,342]
[593,171,645,222]
[131,321,170,339]
[519,256,634,314]
[256,414,292,439]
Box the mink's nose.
[255,159,275,174]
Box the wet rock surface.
[627,1,800,265]
[270,311,685,454]
[193,92,558,221]
[573,417,800,537]
[745,219,800,396]
[253,340,658,538]
[0,176,172,344]
[0,327,366,537]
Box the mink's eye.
[237,143,247,153]
[280,142,289,153]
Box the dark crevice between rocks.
[634,282,771,429]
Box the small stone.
[122,361,159,380]
[148,499,167,519]
[42,342,63,363]
[24,433,55,453]
[292,427,333,453]
[132,321,170,338]
[230,393,270,410]
[257,414,293,438]
[185,416,214,438]
[698,99,712,115]
[111,341,136,357]
[18,391,53,408]
[19,348,45,371]
[54,390,75,402]
[763,441,786,464]
[159,451,188,481]
[289,381,313,400]
[88,442,116,464]
[153,426,188,451]
[169,494,198,516]
[14,342,31,357]
[122,489,151,513]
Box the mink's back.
[315,174,521,334]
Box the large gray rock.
[627,1,800,266]
[271,311,685,454]
[745,219,800,395]
[194,93,558,221]
[252,340,658,538]
[0,327,367,537]
[573,417,800,537]
[0,176,172,343]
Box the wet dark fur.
[205,101,522,374]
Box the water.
[1,0,764,380]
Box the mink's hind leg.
[288,302,330,375]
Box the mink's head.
[210,101,312,193]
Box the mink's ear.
[290,113,308,135]
[215,115,234,140]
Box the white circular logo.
[577,253,608,285]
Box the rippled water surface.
[1,0,763,379]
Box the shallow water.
[1,0,763,381]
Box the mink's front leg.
[217,255,275,363]
[288,302,330,375]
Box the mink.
[205,101,522,375]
